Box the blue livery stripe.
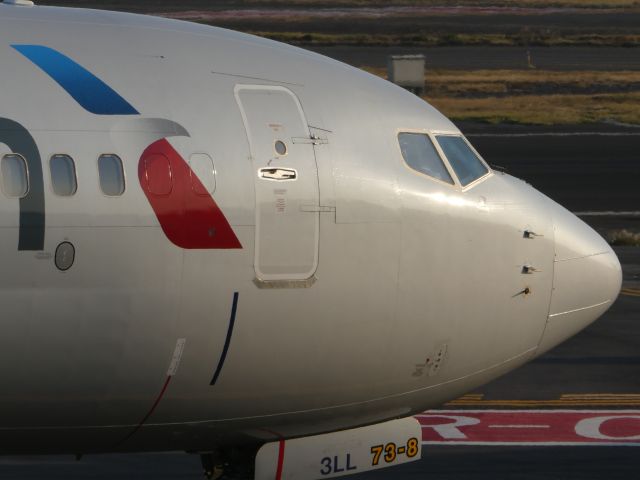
[12,44,139,115]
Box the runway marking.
[417,410,640,445]
[445,393,640,407]
[621,288,640,298]
[561,394,640,399]
[575,211,640,217]
[488,424,550,429]
[468,132,640,138]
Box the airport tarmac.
[0,129,638,478]
[2,443,639,480]
[463,124,640,213]
[463,125,640,244]
[308,46,640,71]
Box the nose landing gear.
[200,452,225,479]
[199,447,255,479]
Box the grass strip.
[608,229,640,246]
[245,1,640,7]
[253,32,640,47]
[426,92,640,125]
[362,68,640,97]
[36,1,640,9]
[360,68,640,125]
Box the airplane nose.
[537,204,622,355]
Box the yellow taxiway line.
[621,288,640,298]
[445,393,640,407]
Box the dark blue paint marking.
[0,118,45,250]
[210,292,239,386]
[12,45,139,115]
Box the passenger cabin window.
[398,133,453,185]
[436,136,489,187]
[50,154,77,196]
[1,154,29,198]
[189,153,216,196]
[142,153,172,196]
[98,154,125,196]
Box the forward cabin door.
[235,85,320,282]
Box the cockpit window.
[398,133,454,185]
[435,135,489,187]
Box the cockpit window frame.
[395,128,460,189]
[430,131,492,190]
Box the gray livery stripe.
[0,118,45,251]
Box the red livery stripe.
[139,138,242,249]
[276,439,286,480]
[118,376,173,445]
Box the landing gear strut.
[199,447,256,479]
[200,452,225,480]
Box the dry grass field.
[41,0,640,8]
[254,32,640,47]
[360,68,640,125]
[428,92,640,125]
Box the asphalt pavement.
[355,445,640,480]
[308,46,640,71]
[463,125,640,213]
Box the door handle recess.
[259,167,297,181]
[522,265,541,274]
[524,229,543,239]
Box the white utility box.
[387,54,425,95]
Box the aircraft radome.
[0,1,622,479]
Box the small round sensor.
[55,241,75,271]
[275,140,287,156]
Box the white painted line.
[488,424,550,429]
[574,211,640,217]
[419,410,640,445]
[468,132,640,138]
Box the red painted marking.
[190,168,209,196]
[139,139,242,249]
[143,153,173,196]
[119,376,173,445]
[599,416,640,438]
[416,410,640,444]
[275,439,285,480]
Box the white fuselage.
[0,4,621,454]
